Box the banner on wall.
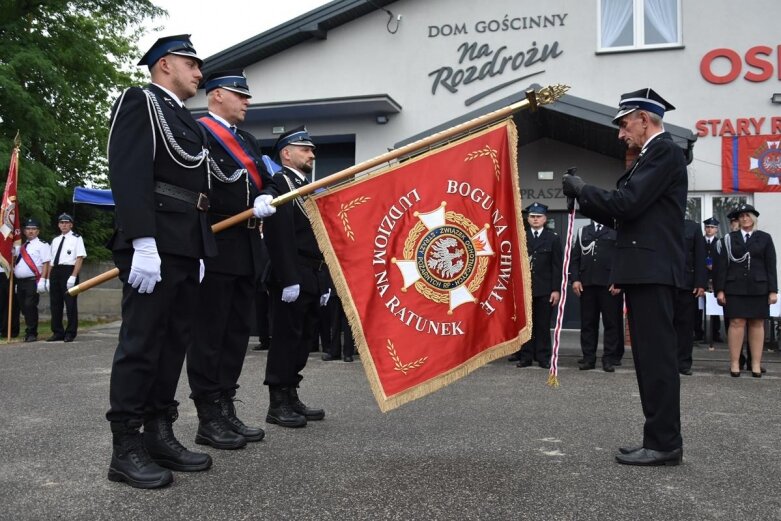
[721,135,781,193]
[304,120,532,412]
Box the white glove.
[320,288,331,307]
[199,259,205,283]
[253,194,276,218]
[37,278,48,293]
[281,284,300,303]
[129,237,162,294]
[66,276,77,289]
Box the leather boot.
[108,420,173,489]
[194,396,247,450]
[266,387,307,428]
[143,407,213,471]
[219,394,264,442]
[289,387,325,421]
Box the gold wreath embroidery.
[386,339,427,375]
[337,196,371,241]
[464,145,500,180]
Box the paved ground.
[0,323,779,521]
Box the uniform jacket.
[578,133,687,288]
[263,167,328,296]
[526,228,563,297]
[108,84,216,259]
[570,223,617,287]
[202,124,276,277]
[704,234,720,285]
[714,229,778,296]
[683,219,707,290]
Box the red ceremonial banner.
[0,146,21,272]
[722,135,781,193]
[305,121,531,412]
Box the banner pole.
[70,84,569,296]
[7,270,13,343]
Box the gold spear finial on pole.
[534,84,570,107]
[13,131,21,148]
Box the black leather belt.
[154,181,209,212]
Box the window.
[686,196,702,223]
[598,0,682,52]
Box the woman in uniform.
[715,204,778,377]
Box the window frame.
[596,0,683,54]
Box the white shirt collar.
[152,83,184,107]
[208,111,232,128]
[641,130,665,153]
[531,227,543,234]
[285,166,308,183]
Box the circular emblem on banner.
[417,225,476,290]
[750,140,781,185]
[392,202,493,313]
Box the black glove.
[562,174,585,197]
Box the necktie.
[533,231,539,239]
[230,125,237,134]
[596,224,601,232]
[53,236,65,266]
[745,233,751,242]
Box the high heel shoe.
[751,371,762,378]
[730,370,740,377]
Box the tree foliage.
[0,0,163,259]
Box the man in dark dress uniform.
[186,70,277,450]
[106,35,217,489]
[516,203,562,369]
[263,127,331,428]
[701,217,723,343]
[563,88,687,466]
[570,220,624,372]
[675,219,706,375]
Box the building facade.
[189,0,781,324]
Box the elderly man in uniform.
[186,70,276,450]
[515,202,562,369]
[263,126,330,428]
[563,88,686,466]
[106,35,217,489]
[570,220,623,372]
[47,213,87,342]
[13,218,51,342]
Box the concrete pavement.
[0,324,779,520]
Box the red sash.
[198,117,264,191]
[19,244,42,282]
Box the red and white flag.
[305,120,532,411]
[722,135,781,193]
[0,145,21,272]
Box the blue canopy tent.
[72,187,114,207]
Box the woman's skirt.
[724,294,770,319]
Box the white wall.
[189,0,781,219]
